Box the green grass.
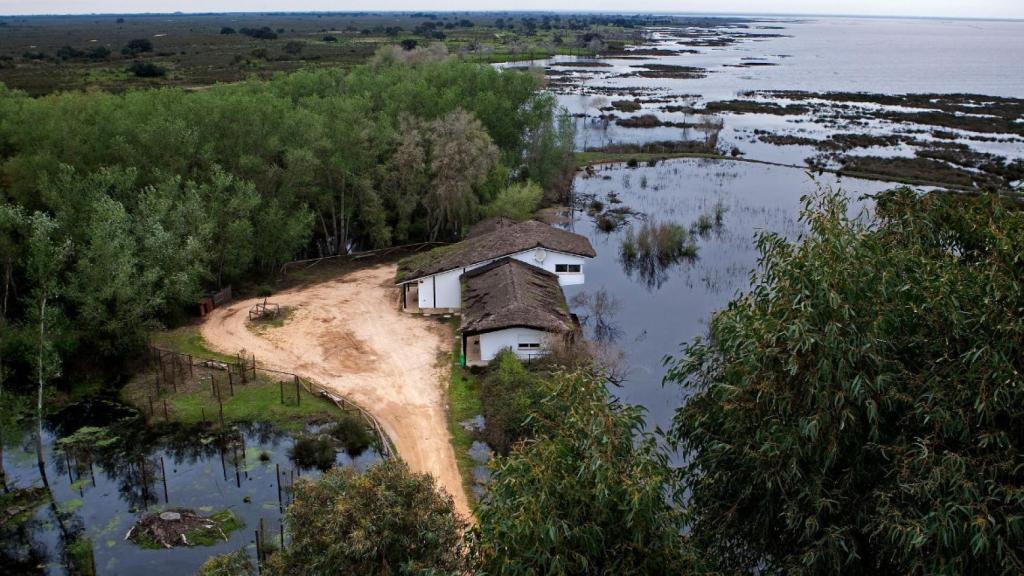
[166,375,341,432]
[150,325,236,363]
[186,510,244,546]
[446,319,484,505]
[66,536,95,576]
[0,487,48,527]
[576,150,726,168]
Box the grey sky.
[0,0,1021,19]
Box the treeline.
[0,56,574,383]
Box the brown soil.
[200,263,470,518]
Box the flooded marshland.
[1,398,380,575]
[561,158,893,431]
[503,17,1024,189]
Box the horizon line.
[0,10,1021,22]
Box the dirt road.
[200,263,470,517]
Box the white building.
[458,258,577,366]
[396,218,595,314]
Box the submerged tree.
[666,187,1024,574]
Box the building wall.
[509,248,587,287]
[478,327,553,363]
[413,248,587,310]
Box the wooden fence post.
[294,376,300,406]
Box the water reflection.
[564,158,896,434]
[2,398,381,575]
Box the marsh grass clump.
[692,214,714,236]
[289,436,336,471]
[620,220,698,288]
[329,412,374,454]
[588,199,605,213]
[198,549,256,576]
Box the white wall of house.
[477,327,553,363]
[411,248,587,310]
[509,248,587,286]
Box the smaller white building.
[396,218,595,313]
[459,258,577,367]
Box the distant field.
[0,12,660,94]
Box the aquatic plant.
[198,549,256,576]
[619,221,698,289]
[329,412,374,455]
[289,436,336,471]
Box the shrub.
[198,549,256,576]
[56,45,85,60]
[483,181,543,221]
[288,436,335,471]
[400,38,418,51]
[121,38,153,56]
[220,26,236,34]
[329,412,373,454]
[480,350,543,454]
[86,46,111,60]
[321,35,337,42]
[267,461,472,575]
[477,369,703,574]
[127,61,166,78]
[283,41,304,55]
[240,27,278,40]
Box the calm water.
[2,399,380,575]
[562,159,893,432]
[515,17,1024,431]
[504,17,1024,164]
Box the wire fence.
[148,346,394,459]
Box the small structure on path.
[248,298,280,321]
[460,258,577,366]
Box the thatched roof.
[466,216,517,238]
[396,220,595,283]
[460,258,575,335]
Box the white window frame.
[555,263,582,273]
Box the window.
[518,342,541,350]
[555,263,581,273]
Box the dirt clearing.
[200,263,470,517]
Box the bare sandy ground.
[200,263,470,517]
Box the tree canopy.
[0,56,572,385]
[477,367,701,575]
[267,460,472,576]
[666,188,1024,575]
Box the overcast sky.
[1,0,1022,19]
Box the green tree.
[23,211,69,488]
[483,181,543,222]
[268,459,472,576]
[477,368,699,575]
[665,188,1024,575]
[422,109,499,240]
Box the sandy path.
[200,263,470,517]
